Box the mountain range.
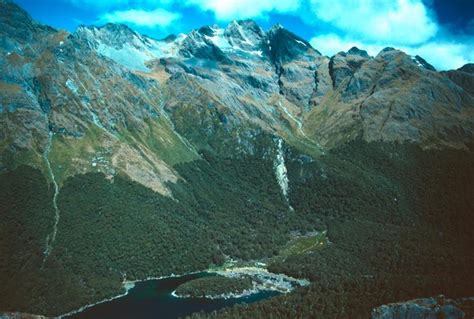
[1,0,474,318]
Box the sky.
[15,0,474,70]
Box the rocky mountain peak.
[444,63,474,96]
[197,25,216,36]
[227,19,265,37]
[224,19,266,52]
[0,0,55,52]
[347,46,370,58]
[328,48,370,89]
[101,22,134,33]
[411,55,436,71]
[75,23,145,49]
[267,24,319,63]
[269,23,285,32]
[458,63,474,74]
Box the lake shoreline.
[31,262,309,318]
[57,270,205,319]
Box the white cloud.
[185,0,301,20]
[67,0,472,69]
[101,8,180,27]
[309,0,437,45]
[310,33,474,71]
[310,33,382,57]
[408,41,474,70]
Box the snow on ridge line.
[295,39,307,47]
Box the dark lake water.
[67,273,280,319]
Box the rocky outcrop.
[0,312,46,319]
[372,296,467,319]
[444,63,474,97]
[329,48,370,88]
[267,25,321,109]
[306,48,474,148]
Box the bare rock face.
[1,0,474,194]
[329,47,369,88]
[371,296,465,319]
[306,48,474,148]
[267,25,321,110]
[444,63,474,97]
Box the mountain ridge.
[1,0,474,193]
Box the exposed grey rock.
[372,296,465,319]
[412,55,436,71]
[224,20,266,53]
[1,0,474,189]
[458,63,474,74]
[444,63,474,96]
[266,25,321,109]
[347,46,370,58]
[329,51,369,88]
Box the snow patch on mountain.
[96,43,154,71]
[295,39,307,47]
[205,28,231,49]
[78,25,189,71]
[411,55,424,68]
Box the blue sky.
[16,0,474,70]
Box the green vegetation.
[271,232,328,263]
[175,275,253,298]
[0,147,297,316]
[116,116,199,166]
[49,125,108,184]
[0,166,56,312]
[1,140,473,318]
[189,140,474,318]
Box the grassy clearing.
[48,115,199,186]
[270,231,329,264]
[49,125,109,185]
[116,116,198,166]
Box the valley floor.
[1,141,474,318]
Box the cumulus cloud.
[310,33,474,71]
[185,0,301,20]
[309,0,438,45]
[310,34,381,56]
[307,0,474,70]
[409,41,474,70]
[101,8,180,27]
[65,0,472,69]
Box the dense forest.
[189,141,474,318]
[1,140,473,317]
[175,275,254,298]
